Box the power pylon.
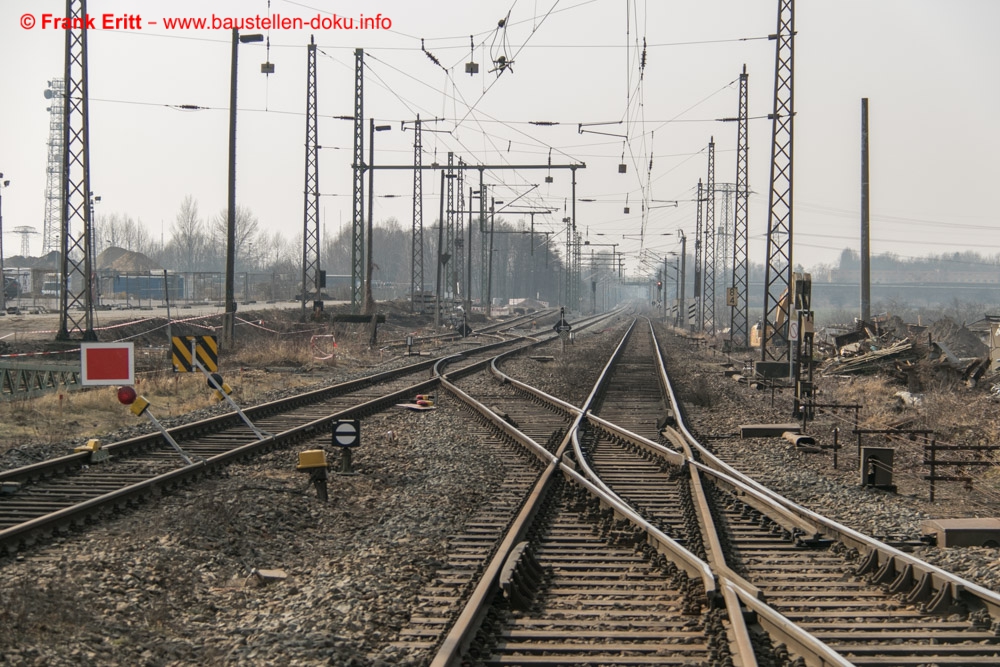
[703,137,716,334]
[57,0,96,341]
[300,35,321,318]
[351,48,364,311]
[11,226,39,258]
[42,79,65,255]
[730,65,750,350]
[761,0,795,360]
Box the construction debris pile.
[820,316,991,386]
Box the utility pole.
[572,167,579,311]
[401,116,448,310]
[365,120,391,315]
[300,35,320,320]
[434,170,446,327]
[704,137,716,334]
[861,97,871,323]
[408,116,423,310]
[694,179,703,331]
[679,231,687,330]
[486,197,496,317]
[731,65,750,350]
[222,29,262,346]
[57,0,96,341]
[0,177,8,316]
[351,49,364,311]
[480,176,488,309]
[715,183,736,298]
[445,152,455,303]
[466,185,475,314]
[761,0,795,361]
[454,159,465,304]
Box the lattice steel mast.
[445,152,455,299]
[42,79,65,255]
[351,49,364,311]
[704,137,716,334]
[761,0,795,360]
[409,116,423,309]
[57,0,95,341]
[730,65,750,349]
[300,36,321,318]
[454,158,465,303]
[693,179,703,331]
[715,182,736,303]
[479,172,487,307]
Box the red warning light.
[117,386,137,405]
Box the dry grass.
[825,375,900,428]
[229,336,333,369]
[824,371,1000,501]
[0,372,217,450]
[0,366,325,455]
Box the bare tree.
[169,195,208,272]
[95,213,153,257]
[212,205,261,271]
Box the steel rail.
[0,335,530,488]
[650,321,1000,620]
[1,374,439,552]
[3,322,600,551]
[1,310,611,555]
[431,367,729,666]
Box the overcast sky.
[2,0,998,276]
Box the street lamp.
[0,174,9,314]
[223,30,263,347]
[365,120,391,315]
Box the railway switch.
[297,449,330,502]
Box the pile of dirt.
[928,317,987,357]
[97,247,162,272]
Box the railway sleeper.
[854,549,978,618]
[499,541,550,612]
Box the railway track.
[0,308,621,557]
[9,308,997,664]
[409,319,751,666]
[596,320,1000,665]
[0,314,576,555]
[424,317,1000,666]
